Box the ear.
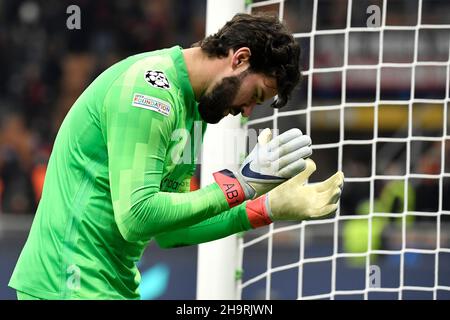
[231,47,251,70]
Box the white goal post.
[198,0,450,300]
[196,0,245,300]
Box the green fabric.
[16,291,43,300]
[155,201,252,248]
[9,46,250,300]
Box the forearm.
[116,183,231,242]
[154,202,249,248]
[154,196,271,248]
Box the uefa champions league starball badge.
[144,70,171,90]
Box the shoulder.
[101,53,184,119]
[116,49,185,113]
[123,48,181,97]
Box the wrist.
[213,169,246,208]
[245,194,273,228]
[265,192,275,221]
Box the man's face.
[198,70,277,124]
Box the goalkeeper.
[9,13,343,300]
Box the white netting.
[238,0,450,300]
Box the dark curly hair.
[192,13,301,108]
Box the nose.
[241,103,256,117]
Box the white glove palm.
[236,128,312,199]
[267,159,344,221]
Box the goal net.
[232,0,450,300]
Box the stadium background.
[0,0,449,299]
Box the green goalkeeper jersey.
[9,46,253,300]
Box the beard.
[197,72,248,124]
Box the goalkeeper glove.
[213,128,312,208]
[245,159,344,228]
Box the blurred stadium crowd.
[0,0,205,214]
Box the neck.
[182,47,229,101]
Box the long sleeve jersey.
[9,46,257,300]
